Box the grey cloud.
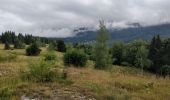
[0,0,170,37]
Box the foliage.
[18,33,25,43]
[64,49,87,67]
[4,41,10,50]
[161,65,170,77]
[111,42,125,65]
[66,43,74,52]
[14,37,25,49]
[1,31,16,44]
[94,21,111,69]
[26,43,41,56]
[57,40,66,52]
[0,87,13,99]
[47,42,57,51]
[123,40,148,66]
[148,35,162,73]
[20,60,57,82]
[134,46,152,73]
[73,43,94,60]
[161,38,170,65]
[44,52,56,61]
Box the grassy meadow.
[0,44,170,100]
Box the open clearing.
[0,44,170,100]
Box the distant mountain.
[62,23,170,43]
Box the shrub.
[20,60,57,82]
[64,49,87,67]
[47,42,57,51]
[0,87,13,99]
[44,52,56,61]
[26,43,41,56]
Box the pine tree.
[148,35,162,73]
[94,20,111,69]
[18,33,25,43]
[161,39,170,65]
[14,37,25,49]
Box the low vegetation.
[20,60,57,82]
[64,49,87,67]
[0,22,170,99]
[26,43,41,56]
[44,52,57,61]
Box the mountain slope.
[63,23,170,43]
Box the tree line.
[63,21,170,77]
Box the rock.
[21,95,39,100]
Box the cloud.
[0,0,170,37]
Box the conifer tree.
[94,20,111,69]
[14,37,25,49]
[148,35,162,73]
[4,41,10,50]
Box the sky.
[0,0,170,37]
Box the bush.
[0,87,13,99]
[20,60,57,82]
[64,49,87,67]
[44,52,56,61]
[26,43,41,56]
[47,42,57,51]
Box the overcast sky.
[0,0,170,37]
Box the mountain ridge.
[61,23,170,43]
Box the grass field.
[0,44,170,100]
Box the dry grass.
[0,44,169,100]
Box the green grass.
[0,44,169,100]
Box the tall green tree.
[1,31,16,44]
[161,39,170,65]
[135,46,152,74]
[14,37,25,49]
[148,35,162,73]
[94,21,111,69]
[124,40,147,66]
[18,33,25,43]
